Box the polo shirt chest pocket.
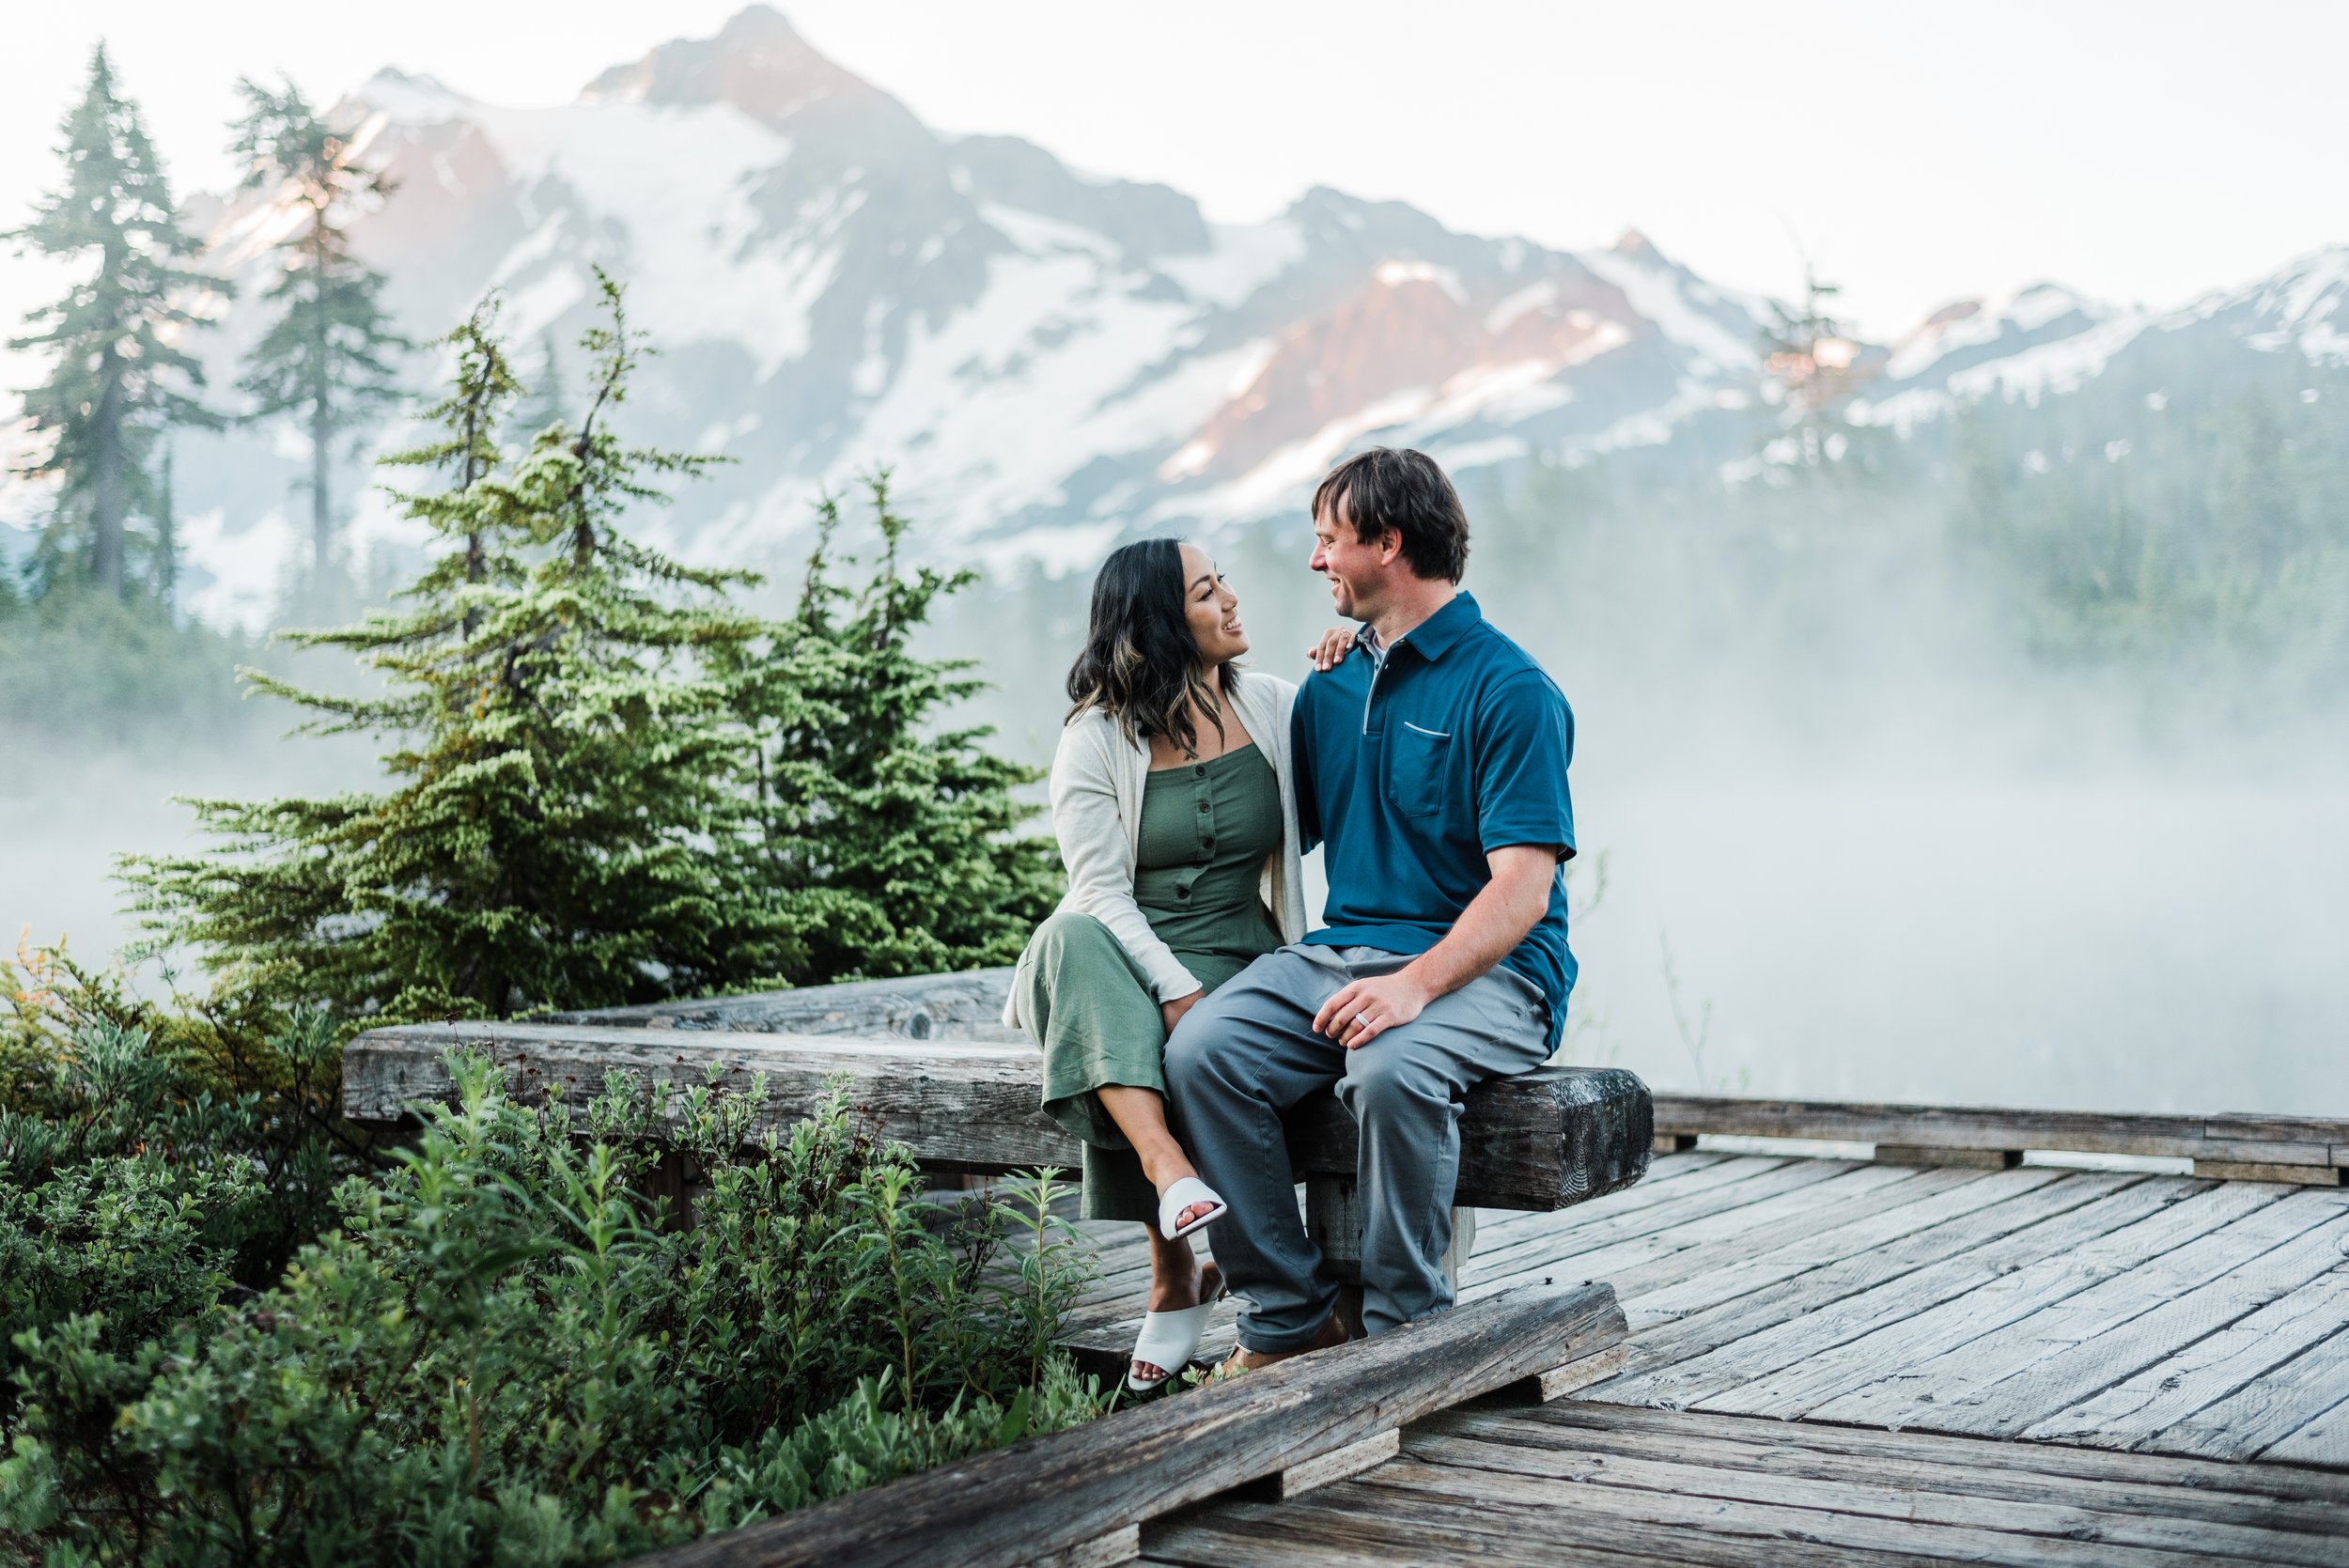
[1390,721,1453,817]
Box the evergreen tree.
[123,278,1055,1025]
[5,44,220,598]
[731,475,1061,980]
[227,75,410,572]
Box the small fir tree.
[732,474,1061,980]
[122,279,817,1023]
[227,76,411,572]
[5,44,221,598]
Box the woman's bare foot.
[1207,1310,1347,1380]
[1131,1250,1223,1386]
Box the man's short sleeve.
[1473,670,1576,860]
[1290,690,1322,854]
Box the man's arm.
[1312,845,1557,1048]
[1313,669,1573,1049]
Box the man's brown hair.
[1312,447,1470,583]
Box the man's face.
[1309,495,1395,623]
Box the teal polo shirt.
[1291,591,1578,1048]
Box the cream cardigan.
[1003,669,1309,1027]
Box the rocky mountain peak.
[580,5,894,130]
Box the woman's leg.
[1096,1084,1217,1232]
[1100,1084,1224,1384]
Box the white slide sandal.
[1128,1265,1226,1392]
[1158,1175,1227,1240]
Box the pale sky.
[2,0,2345,339]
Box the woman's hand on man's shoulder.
[1307,627,1358,673]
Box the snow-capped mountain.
[183,7,1769,592]
[153,6,2349,621]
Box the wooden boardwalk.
[1065,1149,2349,1565]
[346,979,2349,1565]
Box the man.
[1164,445,1577,1369]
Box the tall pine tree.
[6,44,219,598]
[227,76,409,573]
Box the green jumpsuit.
[1014,741,1286,1220]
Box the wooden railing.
[1652,1095,2349,1186]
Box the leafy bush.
[2,941,379,1309]
[1,1050,1105,1565]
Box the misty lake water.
[11,737,2344,1121]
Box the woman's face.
[1178,542,1248,668]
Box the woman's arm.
[1050,722,1203,1004]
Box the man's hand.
[1314,847,1559,1048]
[1160,987,1205,1038]
[1314,969,1434,1049]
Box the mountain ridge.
[8,5,2341,628]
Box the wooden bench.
[345,968,1653,1327]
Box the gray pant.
[1163,943,1551,1351]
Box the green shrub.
[1,1051,1106,1565]
[3,942,381,1312]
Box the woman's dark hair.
[1313,446,1470,583]
[1066,537,1237,756]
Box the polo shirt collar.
[1363,590,1481,663]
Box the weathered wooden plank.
[1810,1188,2349,1437]
[1593,1172,2170,1407]
[1898,1194,2349,1445]
[1029,1524,1140,1568]
[2159,1322,2349,1462]
[1617,1165,2037,1327]
[1455,1157,1849,1283]
[548,969,1023,1038]
[1493,1162,1939,1313]
[1876,1142,2020,1169]
[1518,1342,1628,1401]
[1362,1453,2208,1568]
[1656,1094,2349,1165]
[342,1019,1648,1211]
[1403,1427,2344,1566]
[1240,1429,1398,1499]
[1710,1180,2283,1419]
[1156,1485,1942,1568]
[2206,1113,2349,1146]
[1513,1399,2349,1507]
[627,1280,1622,1568]
[2025,1260,2349,1452]
[2195,1159,2342,1186]
[2265,1374,2349,1468]
[1469,1402,2349,1534]
[1146,1495,1759,1568]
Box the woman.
[1003,537,1347,1391]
